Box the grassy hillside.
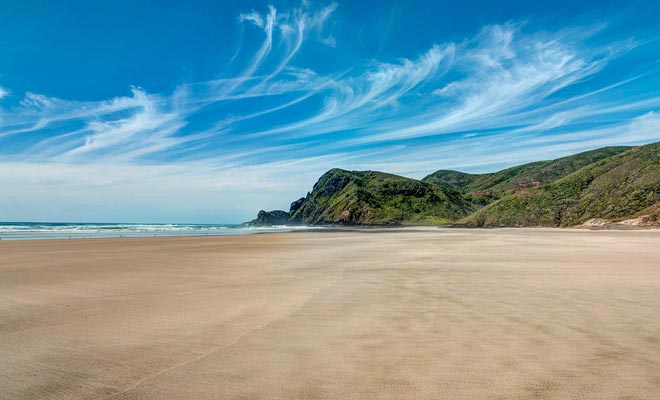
[289,169,474,225]
[423,147,630,198]
[460,143,660,227]
[247,142,659,227]
[421,170,481,192]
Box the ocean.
[0,222,314,240]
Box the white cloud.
[351,24,611,144]
[6,9,639,164]
[628,110,660,133]
[0,3,658,222]
[58,88,185,160]
[0,157,338,223]
[19,92,62,109]
[239,11,264,28]
[321,35,336,47]
[432,82,460,97]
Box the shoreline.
[2,223,659,242]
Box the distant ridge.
[247,141,660,228]
[460,142,660,227]
[422,146,629,197]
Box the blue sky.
[1,0,660,223]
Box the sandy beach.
[1,229,659,399]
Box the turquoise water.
[0,222,313,240]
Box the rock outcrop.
[244,210,291,226]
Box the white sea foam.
[0,222,316,240]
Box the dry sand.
[1,229,659,399]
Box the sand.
[1,228,659,399]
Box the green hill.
[288,169,474,225]
[460,143,660,227]
[422,146,630,198]
[421,170,482,192]
[247,142,660,228]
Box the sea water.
[0,222,315,240]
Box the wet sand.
[1,229,659,399]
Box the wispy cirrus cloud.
[0,2,659,222]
